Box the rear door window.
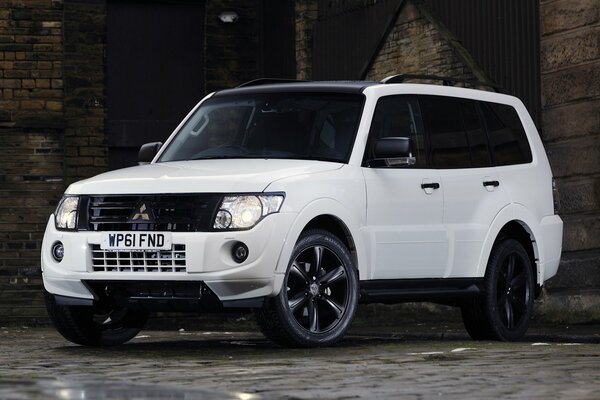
[419,95,491,169]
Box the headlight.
[54,196,79,230]
[214,194,284,230]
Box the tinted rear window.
[481,102,532,166]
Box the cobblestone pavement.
[0,323,599,399]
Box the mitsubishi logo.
[129,203,154,222]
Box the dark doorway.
[261,0,296,79]
[107,0,205,170]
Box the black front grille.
[84,194,221,232]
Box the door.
[106,1,205,170]
[419,95,511,278]
[363,95,448,279]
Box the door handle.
[483,180,500,188]
[421,182,440,190]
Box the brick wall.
[0,0,65,324]
[63,0,107,186]
[535,0,600,321]
[364,2,479,81]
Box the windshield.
[158,92,364,163]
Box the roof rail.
[381,74,502,93]
[237,78,309,88]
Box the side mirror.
[138,142,162,165]
[371,137,415,167]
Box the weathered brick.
[20,99,45,110]
[13,89,30,98]
[41,21,61,28]
[541,0,600,36]
[546,136,600,178]
[45,100,61,111]
[4,69,29,78]
[34,78,49,88]
[562,213,600,252]
[28,88,59,99]
[33,43,55,52]
[36,60,51,69]
[0,78,21,88]
[556,177,600,215]
[541,27,600,72]
[541,100,600,142]
[541,62,600,107]
[78,146,104,157]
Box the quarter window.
[481,102,532,166]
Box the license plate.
[100,232,172,250]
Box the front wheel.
[256,229,359,347]
[45,290,148,346]
[461,239,535,341]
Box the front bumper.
[41,212,295,303]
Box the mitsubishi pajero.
[42,76,563,347]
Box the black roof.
[212,81,379,97]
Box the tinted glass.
[364,95,426,167]
[462,102,492,167]
[421,96,470,168]
[420,96,493,169]
[159,93,363,163]
[481,102,532,166]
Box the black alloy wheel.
[256,229,359,347]
[461,239,535,341]
[286,243,350,334]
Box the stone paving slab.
[0,324,599,399]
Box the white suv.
[42,76,563,347]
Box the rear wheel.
[256,229,359,347]
[45,290,148,346]
[461,239,535,341]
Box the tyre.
[44,290,148,346]
[461,239,535,341]
[256,229,359,347]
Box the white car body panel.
[362,167,447,279]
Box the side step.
[359,278,484,304]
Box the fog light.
[51,241,64,262]
[232,242,248,263]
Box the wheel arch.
[478,205,543,288]
[275,198,366,282]
[495,221,540,294]
[302,214,359,277]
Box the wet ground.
[0,323,599,399]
